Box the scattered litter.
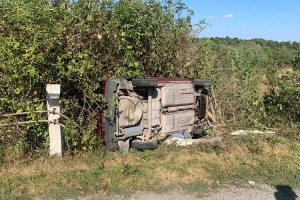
[229,130,276,136]
[165,138,194,146]
[248,181,255,185]
[170,131,192,139]
[164,136,222,146]
[169,132,185,139]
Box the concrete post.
[46,84,63,156]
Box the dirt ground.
[73,184,299,200]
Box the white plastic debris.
[164,137,222,146]
[248,181,255,185]
[229,130,276,136]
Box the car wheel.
[132,79,158,87]
[104,78,122,151]
[192,129,207,138]
[131,140,157,151]
[194,79,212,87]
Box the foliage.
[1,0,299,154]
[206,36,299,129]
[262,51,300,126]
[210,37,300,68]
[0,0,207,153]
[264,70,300,126]
[202,39,268,128]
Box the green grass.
[1,133,300,199]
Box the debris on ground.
[229,130,276,136]
[164,136,222,146]
[248,180,255,185]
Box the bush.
[0,0,207,153]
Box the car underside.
[102,77,212,152]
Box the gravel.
[76,184,299,200]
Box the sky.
[181,0,300,42]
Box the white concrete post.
[46,84,63,156]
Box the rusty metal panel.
[161,110,194,134]
[161,83,194,107]
[151,88,161,126]
[118,98,143,127]
[152,101,161,126]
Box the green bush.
[0,0,207,153]
[264,71,300,126]
[202,41,268,128]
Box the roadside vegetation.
[1,133,300,199]
[0,0,299,199]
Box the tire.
[192,129,207,138]
[132,79,158,87]
[194,79,212,87]
[131,140,157,151]
[104,78,122,151]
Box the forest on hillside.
[209,36,300,68]
[0,0,299,154]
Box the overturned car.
[100,77,212,152]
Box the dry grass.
[1,134,300,199]
[258,75,271,96]
[0,155,89,177]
